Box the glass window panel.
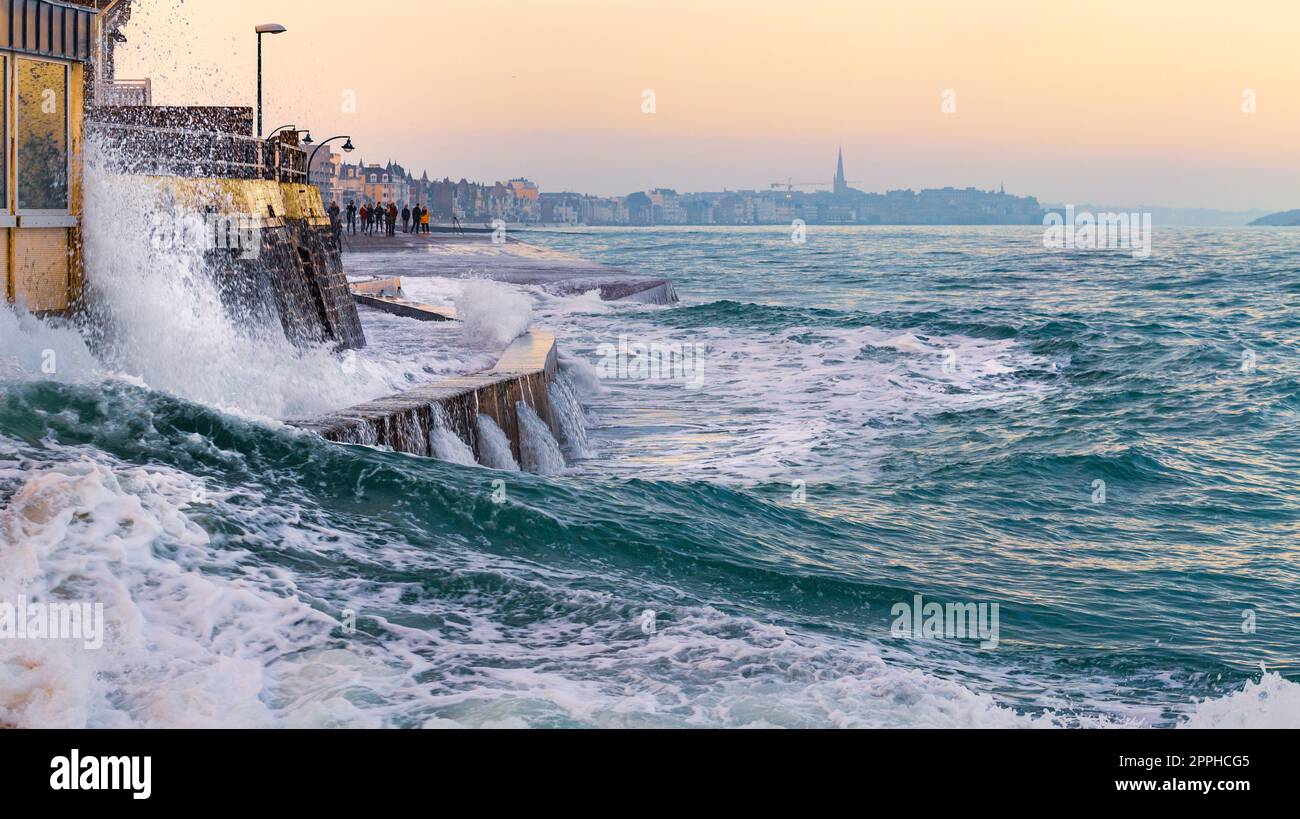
[17,58,69,211]
[25,3,37,53]
[51,8,64,56]
[0,56,6,204]
[79,13,90,60]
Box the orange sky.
[116,0,1300,209]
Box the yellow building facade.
[1,0,98,315]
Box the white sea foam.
[0,454,387,728]
[525,295,1053,483]
[1181,670,1300,729]
[3,438,1295,729]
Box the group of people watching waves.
[330,200,432,237]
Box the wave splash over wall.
[66,152,417,420]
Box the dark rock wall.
[201,222,365,350]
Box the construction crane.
[770,178,864,202]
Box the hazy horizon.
[115,0,1300,211]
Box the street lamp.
[255,23,287,137]
[306,136,355,188]
[266,125,313,145]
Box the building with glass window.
[0,0,100,314]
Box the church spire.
[834,146,848,197]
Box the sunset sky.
[116,0,1300,210]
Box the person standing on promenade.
[360,204,370,235]
[346,200,357,234]
[328,201,341,240]
[388,202,398,236]
[421,205,431,234]
[402,205,411,234]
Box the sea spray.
[557,353,606,397]
[0,308,100,383]
[475,414,520,471]
[455,280,532,349]
[516,402,566,475]
[547,371,591,459]
[75,146,419,420]
[429,407,477,466]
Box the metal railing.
[87,122,308,183]
[98,79,153,107]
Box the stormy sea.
[3,218,1298,728]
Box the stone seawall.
[290,331,559,463]
[341,232,678,305]
[350,278,457,322]
[125,176,365,350]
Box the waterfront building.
[334,161,365,207]
[361,162,408,207]
[2,1,108,314]
[648,189,688,225]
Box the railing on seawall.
[98,79,153,107]
[87,121,307,183]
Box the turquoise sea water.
[2,225,1298,727]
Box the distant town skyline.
[116,0,1300,211]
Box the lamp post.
[307,136,355,188]
[255,23,287,137]
[267,125,313,145]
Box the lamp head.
[342,139,355,153]
[255,23,287,34]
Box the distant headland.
[1249,209,1300,226]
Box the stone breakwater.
[289,228,676,465]
[288,330,563,467]
[340,231,678,305]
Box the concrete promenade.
[338,231,678,304]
